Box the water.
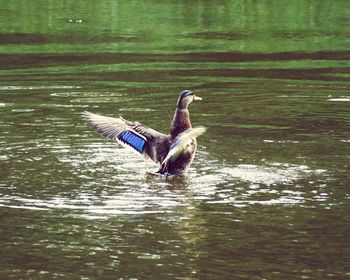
[1,1,350,279]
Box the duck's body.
[83,90,205,176]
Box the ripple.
[263,139,300,144]
[37,103,90,108]
[119,108,155,112]
[0,137,332,219]
[51,91,123,97]
[219,163,314,185]
[328,97,350,102]
[85,186,183,216]
[0,85,81,91]
[190,159,327,206]
[11,108,36,112]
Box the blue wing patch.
[118,130,146,153]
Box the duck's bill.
[193,94,202,101]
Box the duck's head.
[176,90,202,109]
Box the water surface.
[0,1,350,279]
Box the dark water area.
[1,1,350,279]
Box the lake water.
[0,1,350,279]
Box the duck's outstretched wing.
[161,126,206,168]
[83,112,170,163]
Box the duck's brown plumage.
[83,90,205,176]
[170,108,192,139]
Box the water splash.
[0,141,330,219]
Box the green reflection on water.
[0,0,350,53]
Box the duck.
[83,90,206,176]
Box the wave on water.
[0,141,330,218]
